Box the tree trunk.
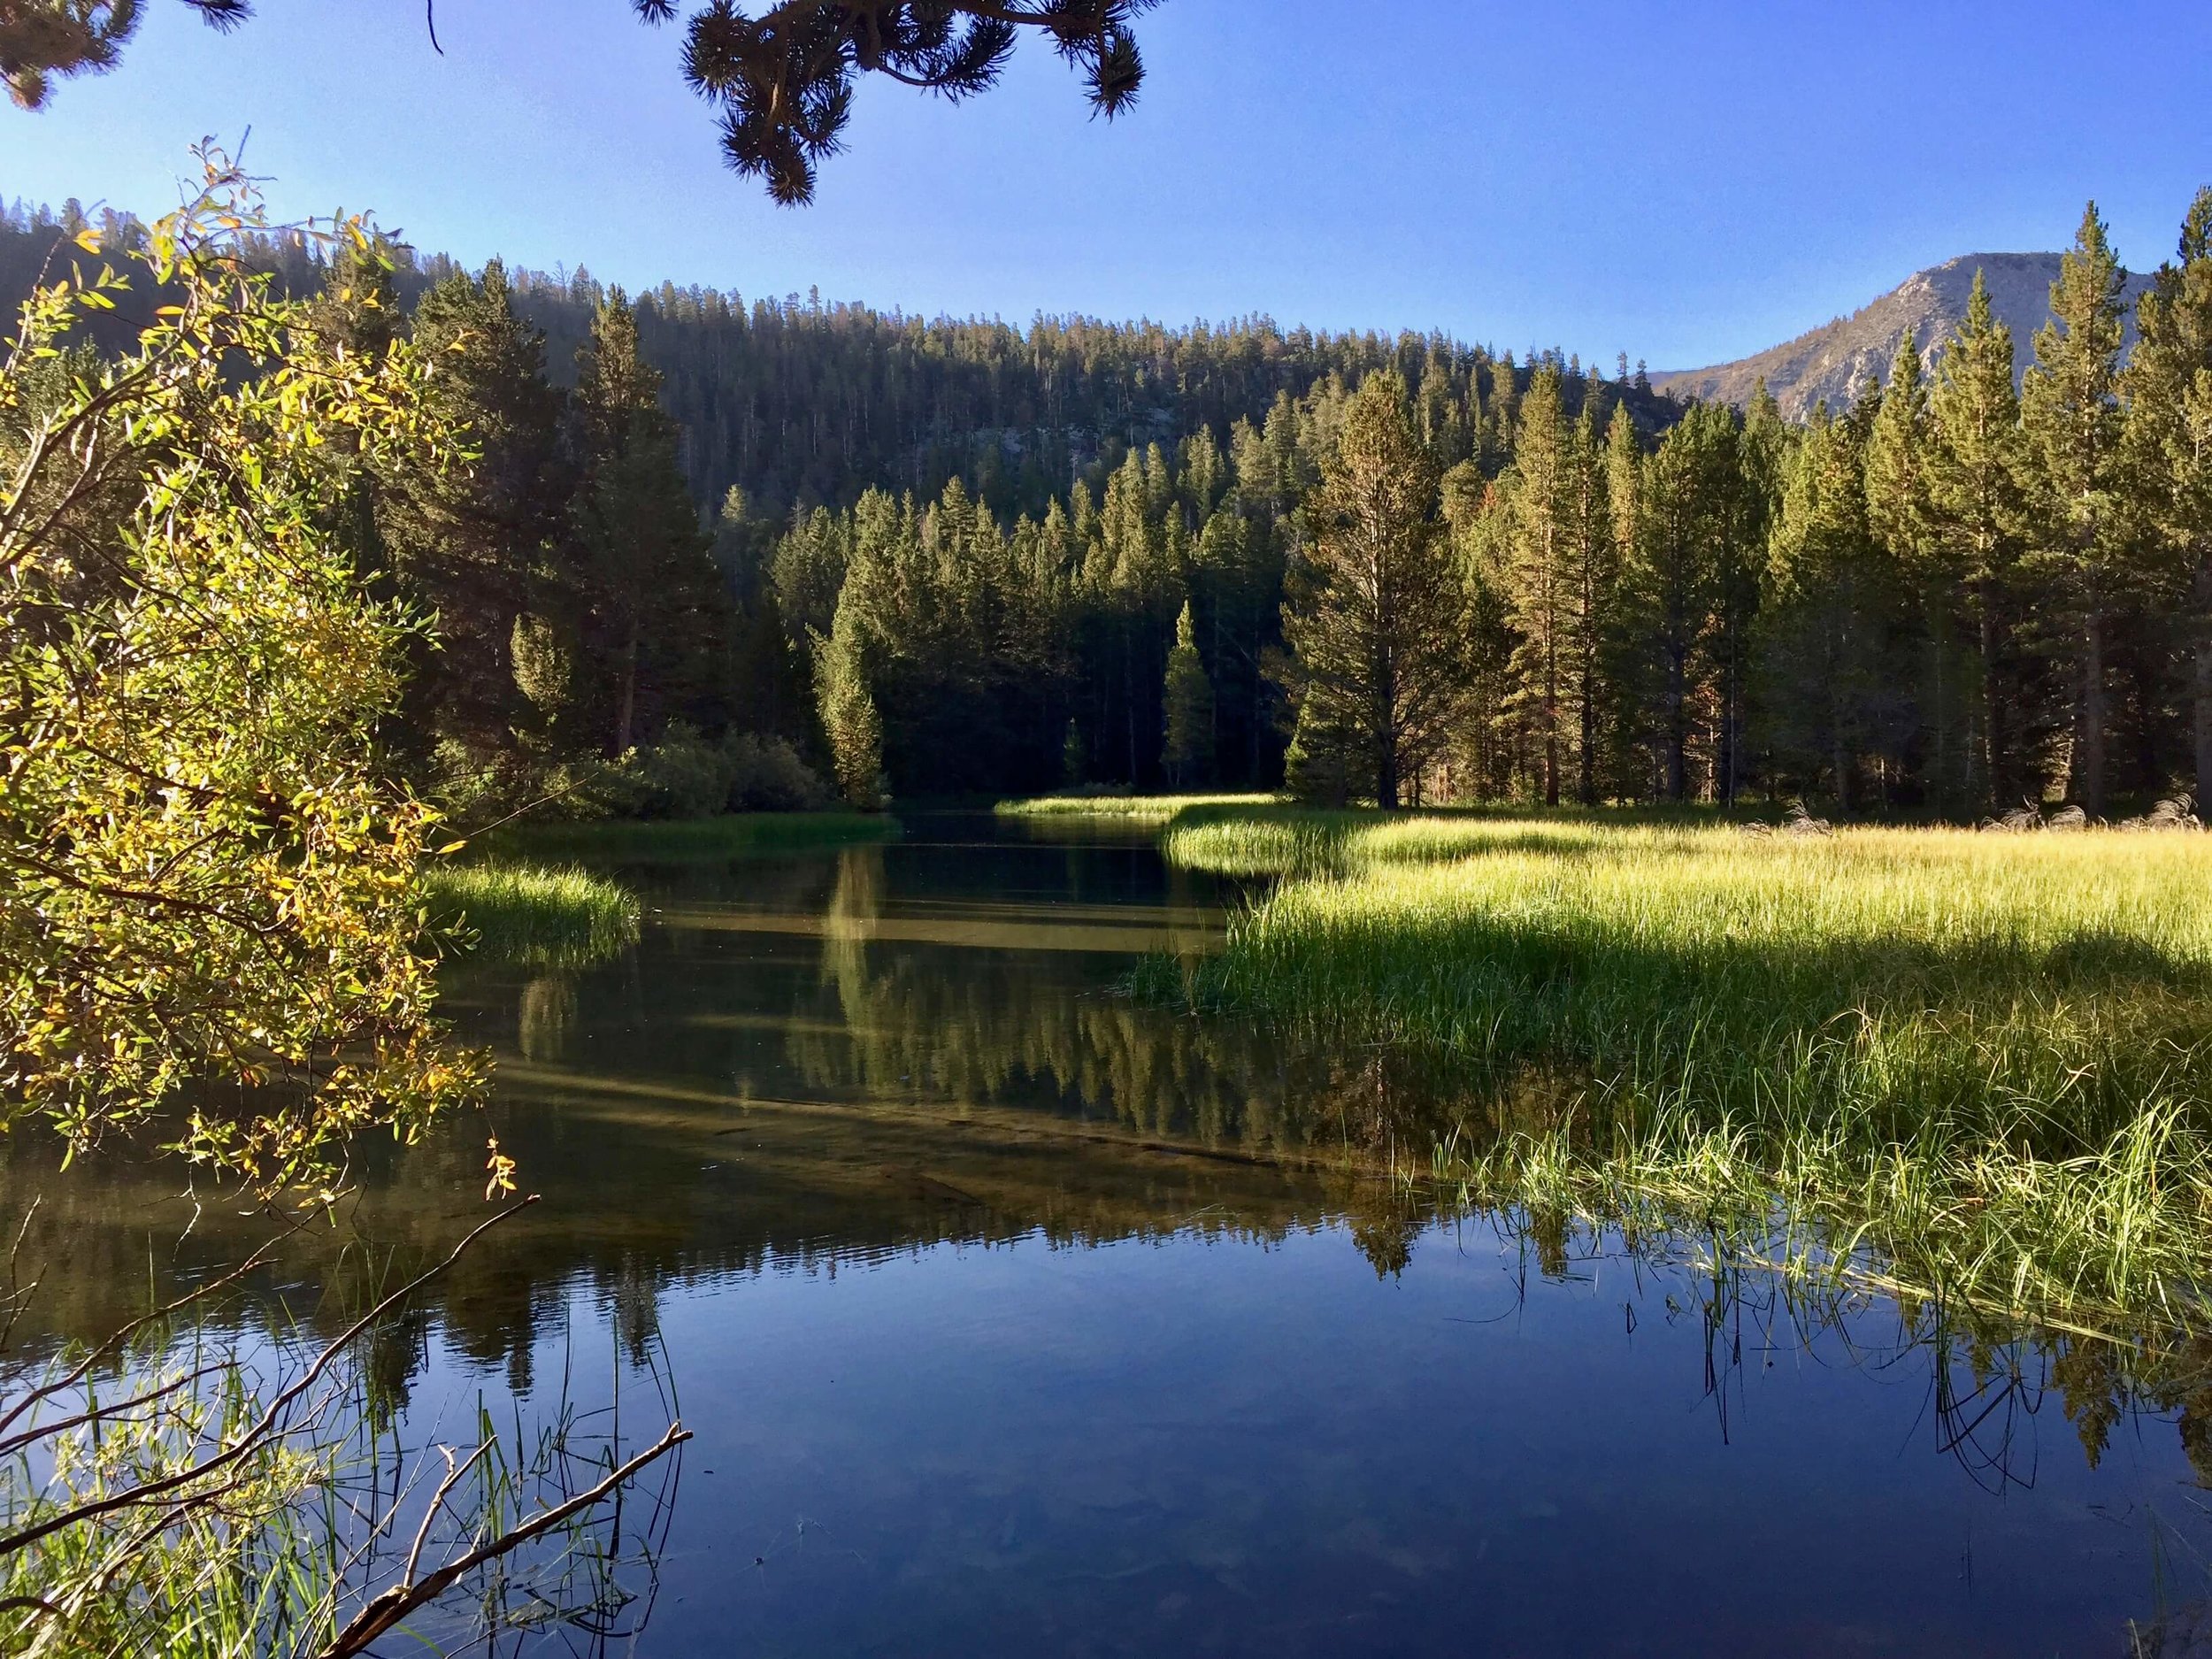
[1123,628,1137,785]
[615,618,639,755]
[1719,629,1740,807]
[1375,656,1399,809]
[1927,613,1947,815]
[1665,645,1687,802]
[2195,560,2212,812]
[1979,603,2007,810]
[1542,662,1560,807]
[2078,609,2107,816]
[1578,641,1598,806]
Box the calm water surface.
[12,812,2208,1655]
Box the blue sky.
[5,0,2210,368]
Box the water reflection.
[3,813,2208,1653]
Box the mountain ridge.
[1653,252,2155,419]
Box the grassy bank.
[1138,804,2212,1325]
[481,810,898,861]
[421,861,642,969]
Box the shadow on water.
[6,810,2212,1654]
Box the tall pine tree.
[1279,373,1465,808]
[2124,188,2212,806]
[565,288,728,755]
[2023,204,2130,814]
[1927,269,2032,807]
[1161,599,1216,787]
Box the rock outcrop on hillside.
[1654,253,2155,419]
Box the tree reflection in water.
[6,821,2211,1650]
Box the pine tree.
[1864,330,1932,562]
[2124,188,2212,806]
[1161,600,1215,787]
[1190,502,1283,785]
[566,288,729,755]
[9,4,1161,205]
[510,610,579,748]
[2023,204,2131,814]
[1927,269,2032,807]
[1062,718,1087,787]
[1865,328,1967,806]
[1759,402,1902,810]
[1708,408,1765,804]
[1568,393,1619,804]
[715,487,810,742]
[1620,404,1738,800]
[1279,372,1465,808]
[813,598,884,810]
[375,259,566,776]
[1498,365,1573,803]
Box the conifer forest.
[10,188,2202,823]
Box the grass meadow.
[1080,797,2212,1328]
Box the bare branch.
[318,1418,691,1658]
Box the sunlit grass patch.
[995,793,1283,829]
[1161,803,1713,876]
[1140,810,2212,1325]
[420,862,642,969]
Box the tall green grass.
[1161,802,1717,875]
[481,810,897,861]
[421,862,642,969]
[995,793,1282,829]
[1141,809,2212,1325]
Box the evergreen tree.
[1619,404,1737,800]
[813,596,884,810]
[1062,717,1087,787]
[2124,188,2212,805]
[565,288,729,755]
[510,610,580,751]
[1864,329,1932,563]
[1708,407,1766,804]
[1279,372,1465,807]
[1865,328,1969,806]
[1497,365,1574,803]
[1161,599,1215,786]
[2023,204,2131,814]
[374,259,566,776]
[1759,400,1905,810]
[1927,268,2032,807]
[1567,393,1619,803]
[1190,502,1282,784]
[714,486,810,741]
[1283,695,1353,806]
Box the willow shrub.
[0,157,482,1194]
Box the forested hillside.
[0,197,1678,520]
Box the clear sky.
[5,0,2210,369]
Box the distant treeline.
[0,196,1678,520]
[11,192,2207,818]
